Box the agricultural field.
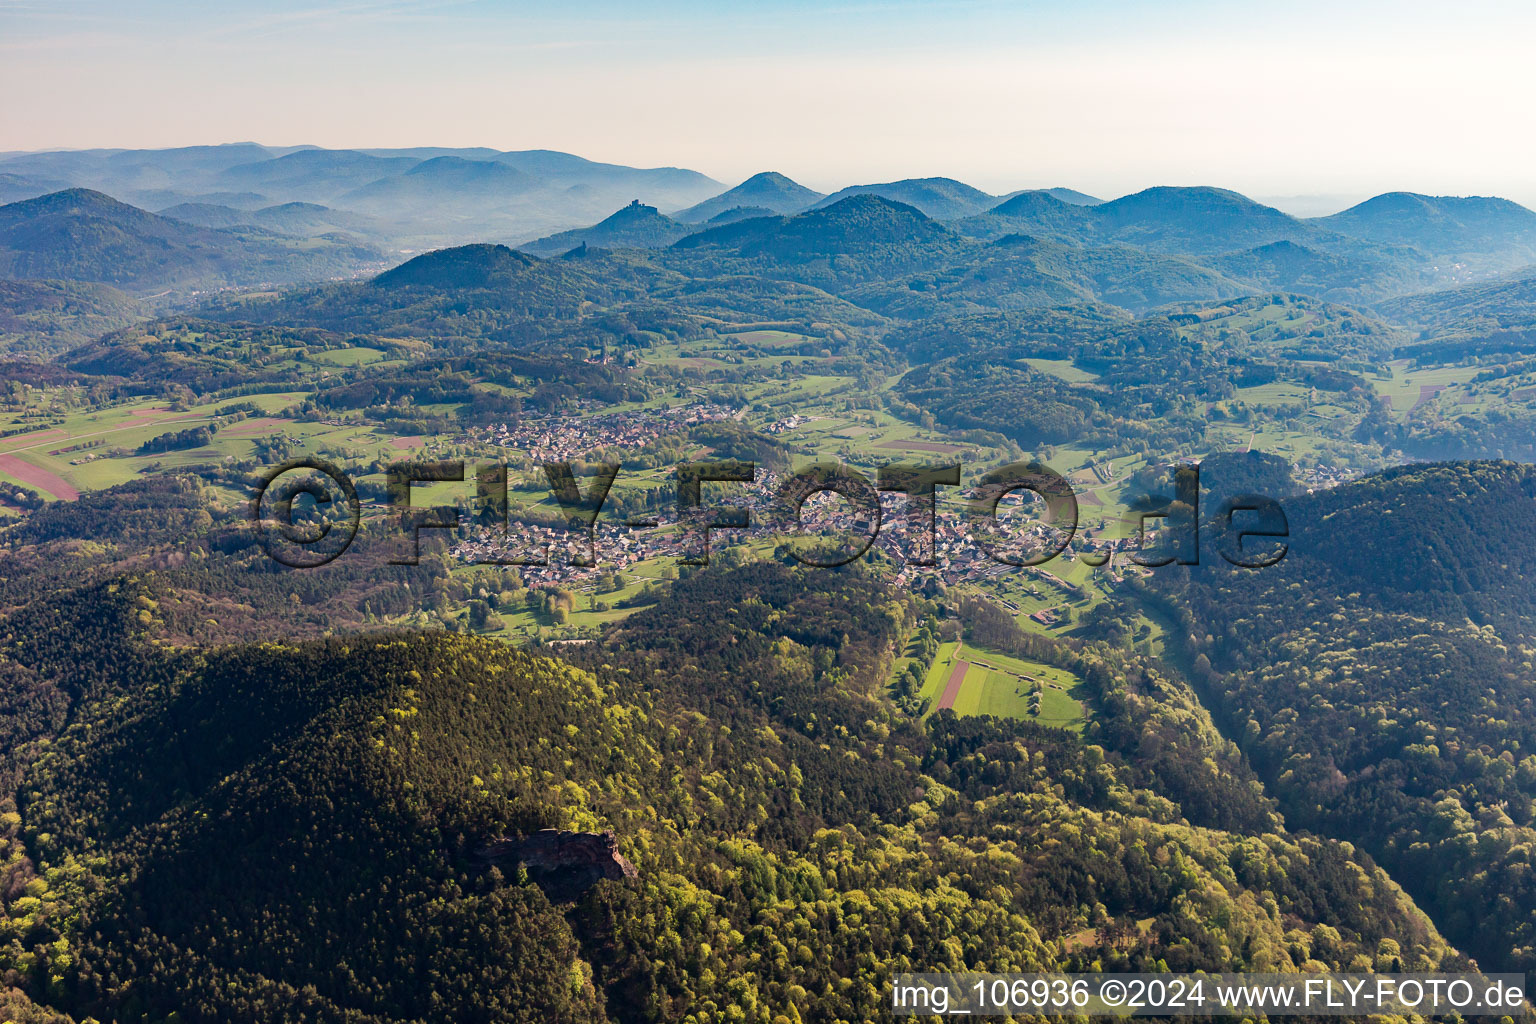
[308,345,397,367]
[1022,356,1101,383]
[917,641,1087,729]
[1233,381,1313,405]
[0,392,310,498]
[1375,361,1487,413]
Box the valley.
[2,144,1536,1020]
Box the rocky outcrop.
[477,829,636,901]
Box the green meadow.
[916,641,1087,729]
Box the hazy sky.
[4,0,1535,206]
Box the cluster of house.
[765,415,813,434]
[881,511,1132,591]
[1302,463,1358,491]
[451,468,1139,600]
[441,407,1161,605]
[451,467,791,587]
[453,518,679,590]
[466,403,740,463]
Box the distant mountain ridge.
[0,171,72,205]
[674,193,954,257]
[4,145,1536,312]
[159,200,381,238]
[1089,186,1308,252]
[494,149,717,192]
[0,145,725,249]
[0,143,278,198]
[812,177,997,219]
[961,190,1096,242]
[957,185,1318,253]
[1314,192,1536,270]
[6,144,1536,284]
[674,171,825,223]
[994,187,1104,207]
[336,156,543,216]
[0,188,382,294]
[220,149,422,201]
[520,200,689,256]
[1044,187,1103,206]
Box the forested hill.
[1153,460,1536,973]
[1315,193,1536,268]
[0,188,383,294]
[0,513,1458,1021]
[520,202,690,257]
[203,242,617,344]
[672,194,956,257]
[811,177,997,219]
[673,171,824,223]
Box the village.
[450,462,1145,609]
[465,403,740,464]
